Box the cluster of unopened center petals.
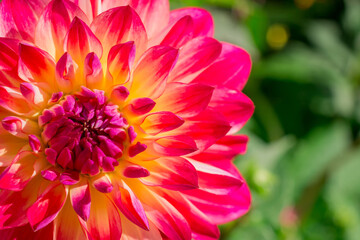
[0,0,254,239]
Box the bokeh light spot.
[266,24,289,50]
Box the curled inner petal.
[39,87,145,176]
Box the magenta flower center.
[39,88,140,176]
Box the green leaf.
[343,0,360,36]
[256,45,355,117]
[211,8,259,58]
[306,21,354,72]
[290,121,351,194]
[325,145,360,240]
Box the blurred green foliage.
[170,0,360,239]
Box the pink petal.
[0,38,23,89]
[70,0,99,22]
[0,0,20,40]
[0,71,19,88]
[35,0,90,60]
[208,87,254,133]
[90,6,147,59]
[150,135,198,156]
[47,133,72,155]
[103,128,126,143]
[56,147,73,169]
[2,116,39,139]
[141,111,184,135]
[20,82,48,106]
[128,97,156,115]
[110,85,130,104]
[0,176,42,229]
[81,159,101,176]
[0,38,18,71]
[127,126,137,143]
[172,109,231,151]
[53,200,89,240]
[0,127,27,167]
[129,45,178,99]
[141,157,198,191]
[19,83,37,103]
[192,42,252,91]
[109,178,149,230]
[38,109,54,128]
[0,0,48,41]
[154,82,214,118]
[183,180,251,224]
[0,223,54,239]
[188,159,244,195]
[18,43,56,87]
[48,91,63,105]
[86,187,122,240]
[158,15,194,48]
[99,0,169,38]
[121,215,161,240]
[92,174,113,193]
[191,135,249,162]
[217,135,249,155]
[138,187,192,240]
[96,154,117,172]
[0,151,39,191]
[70,181,91,221]
[27,183,68,231]
[170,7,214,38]
[123,164,149,178]
[84,52,104,89]
[73,146,91,170]
[28,134,41,153]
[160,191,220,240]
[107,41,135,85]
[98,136,123,159]
[168,37,222,83]
[45,148,57,165]
[127,0,170,38]
[48,91,66,106]
[59,170,80,185]
[41,167,60,181]
[128,142,147,157]
[151,12,209,49]
[0,86,32,115]
[55,52,78,93]
[64,17,102,63]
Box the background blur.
[170,0,360,239]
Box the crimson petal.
[192,42,252,91]
[170,7,214,38]
[109,179,149,230]
[35,0,89,60]
[129,45,178,99]
[0,151,40,191]
[27,183,68,231]
[141,157,198,191]
[154,82,214,118]
[70,181,91,221]
[91,6,147,59]
[64,17,102,63]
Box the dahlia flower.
[0,0,254,239]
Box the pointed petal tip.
[123,165,150,178]
[28,134,41,153]
[128,142,147,158]
[92,174,113,193]
[70,182,91,221]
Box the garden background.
[170,0,360,239]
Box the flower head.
[0,0,254,239]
